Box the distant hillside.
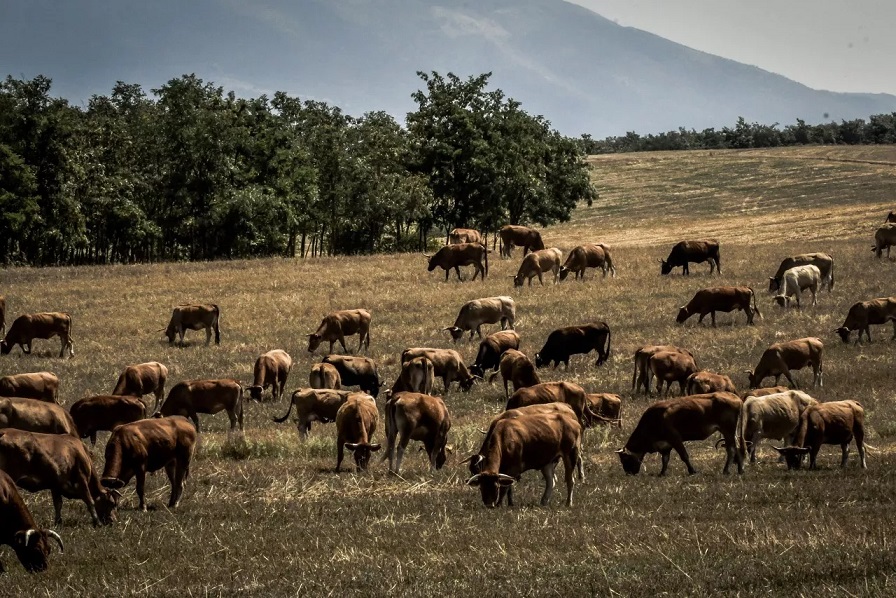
[3,0,895,136]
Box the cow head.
[434,443,450,470]
[94,489,121,525]
[512,274,525,288]
[0,340,10,355]
[424,253,437,272]
[772,446,809,470]
[744,370,760,389]
[660,259,673,275]
[162,324,177,344]
[443,326,464,342]
[534,352,546,368]
[675,307,690,324]
[616,448,643,475]
[469,364,485,378]
[12,529,63,573]
[306,334,323,353]
[459,374,479,392]
[559,267,571,281]
[767,277,781,293]
[466,472,515,508]
[834,327,852,344]
[772,295,789,308]
[246,385,264,401]
[344,442,381,470]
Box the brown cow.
[273,388,357,438]
[506,381,604,428]
[389,356,435,395]
[834,297,896,344]
[163,304,220,346]
[0,397,78,436]
[559,243,616,281]
[425,243,488,281]
[307,309,371,354]
[660,239,721,275]
[489,349,541,398]
[448,228,483,245]
[0,429,118,526]
[470,330,521,378]
[321,355,381,397]
[535,323,612,369]
[873,223,896,258]
[0,469,63,573]
[401,348,478,392]
[747,337,824,389]
[158,379,243,433]
[1,312,74,358]
[631,344,696,395]
[246,349,292,401]
[498,225,545,258]
[775,400,866,470]
[585,393,622,427]
[512,248,563,287]
[112,362,168,411]
[617,392,743,476]
[648,351,699,396]
[309,362,342,390]
[0,372,59,403]
[69,395,147,446]
[100,416,197,511]
[335,394,380,472]
[383,392,451,474]
[685,371,736,395]
[676,286,760,326]
[444,296,515,342]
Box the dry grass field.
[2,145,896,596]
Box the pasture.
[3,145,896,596]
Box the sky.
[569,0,896,96]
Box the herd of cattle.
[0,220,894,574]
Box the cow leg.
[563,454,576,507]
[52,491,64,525]
[856,430,867,469]
[444,268,450,282]
[191,413,201,434]
[136,470,148,510]
[749,433,760,464]
[809,446,820,470]
[658,450,672,476]
[167,462,188,508]
[723,430,742,474]
[500,485,512,507]
[683,263,689,275]
[394,433,411,474]
[337,336,348,354]
[840,443,850,468]
[454,266,463,281]
[23,343,31,355]
[710,311,717,327]
[671,438,697,475]
[205,327,212,345]
[540,461,557,506]
[335,442,345,473]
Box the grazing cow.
[335,394,380,472]
[0,429,118,526]
[401,348,478,392]
[534,322,612,369]
[660,240,721,275]
[100,416,197,511]
[246,349,292,401]
[737,390,818,464]
[768,253,834,293]
[383,392,451,474]
[321,355,381,397]
[307,309,371,354]
[773,265,821,308]
[470,330,521,378]
[158,379,244,433]
[648,351,699,396]
[616,392,743,476]
[163,304,220,346]
[585,393,622,427]
[448,228,483,245]
[631,345,696,395]
[1,312,74,358]
[505,381,606,428]
[559,243,616,281]
[0,372,59,403]
[873,223,896,258]
[512,248,563,287]
[0,469,63,573]
[309,362,342,390]
[273,388,359,438]
[489,349,541,398]
[464,403,582,507]
[69,395,146,446]
[685,371,736,395]
[0,397,78,436]
[389,356,435,395]
[498,225,545,258]
[775,400,866,470]
[444,296,515,342]
[425,243,488,281]
[834,296,896,344]
[111,362,168,412]
[676,286,761,326]
[747,337,824,389]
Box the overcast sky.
[570,0,896,95]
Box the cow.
[676,286,761,326]
[383,392,451,474]
[470,330,521,379]
[424,243,488,281]
[401,348,478,392]
[163,304,220,346]
[388,356,435,395]
[69,395,147,446]
[534,322,611,369]
[873,223,896,258]
[111,361,168,412]
[772,265,821,308]
[505,381,607,429]
[886,211,896,224]
[834,296,896,344]
[559,243,616,281]
[585,393,622,427]
[685,371,736,395]
[631,345,696,395]
[0,397,78,436]
[775,400,866,470]
[768,253,834,293]
[444,296,515,342]
[1,312,74,358]
[309,362,342,390]
[746,337,824,389]
[616,392,743,476]
[464,403,582,507]
[335,394,380,472]
[0,469,63,573]
[660,239,721,275]
[246,349,292,401]
[737,390,818,464]
[648,350,699,396]
[158,379,244,433]
[273,388,359,438]
[321,355,381,397]
[498,225,545,259]
[512,248,563,287]
[0,296,5,337]
[489,349,541,398]
[448,228,483,245]
[0,372,59,403]
[307,309,371,354]
[100,416,197,511]
[0,429,118,526]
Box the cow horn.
[714,438,726,449]
[466,473,482,486]
[496,473,516,484]
[615,448,625,454]
[478,429,489,435]
[771,446,784,453]
[24,529,36,546]
[423,253,431,259]
[46,530,64,553]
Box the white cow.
[738,390,818,463]
[773,265,821,308]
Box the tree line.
[0,71,596,266]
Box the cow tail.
[598,329,611,366]
[736,400,747,460]
[483,243,489,278]
[212,304,221,344]
[829,257,835,291]
[750,288,762,320]
[273,391,298,423]
[384,396,397,463]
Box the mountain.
[2,0,895,137]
